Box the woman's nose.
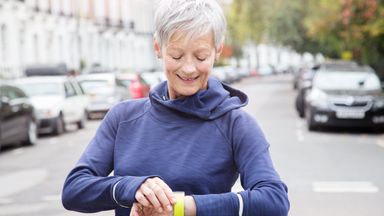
[182,63,196,74]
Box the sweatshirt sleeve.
[61,104,152,212]
[193,111,289,216]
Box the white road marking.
[313,181,379,193]
[0,168,48,197]
[42,194,61,202]
[11,149,24,155]
[296,129,304,142]
[296,121,303,128]
[0,203,46,215]
[0,197,13,204]
[48,138,58,144]
[376,139,384,148]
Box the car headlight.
[374,98,384,109]
[307,88,329,109]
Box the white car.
[14,76,89,135]
[77,73,131,119]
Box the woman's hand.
[135,177,176,214]
[130,195,197,216]
[130,202,173,216]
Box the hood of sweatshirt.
[149,77,248,120]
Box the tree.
[226,0,384,74]
[226,0,268,66]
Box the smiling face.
[155,31,222,99]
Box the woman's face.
[155,31,222,99]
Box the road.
[0,74,383,216]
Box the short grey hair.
[154,0,226,50]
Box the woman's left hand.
[130,202,173,216]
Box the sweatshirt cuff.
[113,175,157,208]
[192,192,239,216]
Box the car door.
[69,79,88,118]
[62,81,79,123]
[0,85,29,145]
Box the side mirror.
[312,65,320,71]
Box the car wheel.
[306,109,316,131]
[53,115,65,135]
[87,111,93,120]
[23,120,38,146]
[77,112,86,129]
[295,90,306,118]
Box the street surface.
[0,74,383,216]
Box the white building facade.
[0,0,157,79]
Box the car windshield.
[313,71,381,91]
[79,80,114,95]
[116,79,133,87]
[141,74,160,86]
[20,82,62,96]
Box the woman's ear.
[154,39,162,58]
[215,42,224,61]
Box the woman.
[62,0,290,215]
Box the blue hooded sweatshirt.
[62,77,289,216]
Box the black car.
[295,60,358,118]
[0,83,37,150]
[305,65,384,131]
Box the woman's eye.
[197,57,206,61]
[172,56,182,60]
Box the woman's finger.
[154,178,176,204]
[135,191,151,207]
[141,184,163,212]
[148,182,173,212]
[130,203,142,216]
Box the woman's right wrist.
[183,195,196,216]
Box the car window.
[7,86,26,99]
[0,86,6,98]
[20,82,62,96]
[116,78,130,88]
[313,71,381,91]
[138,75,148,85]
[64,81,76,97]
[79,80,115,96]
[69,80,84,95]
[79,80,113,92]
[0,85,26,100]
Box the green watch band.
[173,191,185,216]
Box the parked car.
[212,67,229,83]
[141,71,166,90]
[256,65,275,76]
[295,61,358,118]
[295,66,317,117]
[305,65,384,131]
[14,76,89,135]
[212,66,241,84]
[0,82,37,150]
[77,73,132,119]
[237,67,251,78]
[116,73,150,99]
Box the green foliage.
[226,0,384,74]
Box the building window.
[33,34,39,63]
[1,24,7,62]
